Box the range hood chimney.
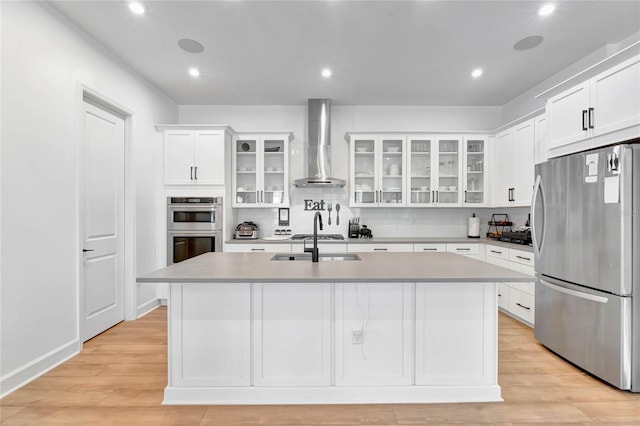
[294,99,346,188]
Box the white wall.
[180,105,502,237]
[0,2,177,396]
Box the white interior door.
[81,101,125,341]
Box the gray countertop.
[137,252,533,283]
[225,236,534,252]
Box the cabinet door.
[590,56,640,138]
[193,131,225,185]
[415,282,496,385]
[261,136,289,207]
[233,136,259,206]
[164,131,195,185]
[351,135,378,206]
[546,81,590,150]
[534,115,547,164]
[407,137,434,206]
[170,283,250,386]
[335,283,413,386]
[253,283,331,386]
[379,136,406,206]
[463,137,487,206]
[512,120,535,206]
[434,137,462,206]
[493,129,515,207]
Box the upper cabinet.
[349,134,407,207]
[546,55,640,158]
[433,137,463,207]
[462,137,488,207]
[493,119,535,207]
[232,132,292,208]
[160,126,231,186]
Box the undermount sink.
[270,253,362,262]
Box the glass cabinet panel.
[408,138,432,205]
[235,138,258,205]
[464,138,485,205]
[262,138,286,205]
[353,138,376,205]
[436,138,460,205]
[380,138,404,205]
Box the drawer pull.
[374,248,388,251]
[490,250,502,254]
[515,302,531,310]
[456,248,471,251]
[422,248,438,251]
[251,248,266,251]
[516,255,531,261]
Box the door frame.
[76,83,136,345]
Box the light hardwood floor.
[1,307,639,425]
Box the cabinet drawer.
[509,249,534,267]
[348,243,414,252]
[497,282,509,310]
[486,256,509,268]
[509,261,535,277]
[509,281,535,296]
[508,287,535,325]
[486,245,509,261]
[225,243,291,253]
[413,243,447,252]
[446,243,479,256]
[291,243,348,253]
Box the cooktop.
[291,234,345,241]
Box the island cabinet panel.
[415,283,497,386]
[169,283,250,387]
[253,283,331,386]
[335,283,413,386]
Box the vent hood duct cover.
[294,99,346,188]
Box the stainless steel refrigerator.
[532,142,639,391]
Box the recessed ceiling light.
[538,3,556,16]
[178,39,205,54]
[128,2,145,15]
[321,68,332,78]
[471,68,483,78]
[514,35,544,51]
[189,68,200,77]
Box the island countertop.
[137,251,532,283]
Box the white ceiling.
[49,0,640,106]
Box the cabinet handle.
[582,109,588,131]
[431,190,435,203]
[436,190,439,203]
[251,248,265,251]
[422,248,438,251]
[373,248,388,251]
[490,250,502,254]
[464,190,467,203]
[588,107,594,129]
[82,249,94,252]
[516,255,531,261]
[190,166,194,180]
[456,248,471,251]
[516,302,531,310]
[194,166,198,180]
[498,293,502,297]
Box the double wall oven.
[167,197,222,265]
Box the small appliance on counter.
[348,218,360,238]
[467,213,480,238]
[235,221,259,239]
[358,225,373,238]
[500,227,532,245]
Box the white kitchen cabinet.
[349,134,407,207]
[462,136,488,206]
[534,114,547,164]
[291,243,348,253]
[415,282,496,386]
[546,55,640,158]
[446,243,482,260]
[232,132,292,208]
[347,243,414,253]
[485,244,535,326]
[335,283,413,386]
[406,136,435,206]
[433,137,463,206]
[169,283,250,386]
[162,128,228,185]
[253,283,331,386]
[225,243,292,253]
[493,118,535,207]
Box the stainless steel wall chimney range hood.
[294,99,346,188]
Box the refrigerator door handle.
[531,175,545,257]
[540,279,609,304]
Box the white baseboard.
[163,385,503,405]
[136,298,162,319]
[0,339,79,399]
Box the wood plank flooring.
[2,308,639,425]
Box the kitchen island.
[138,251,532,405]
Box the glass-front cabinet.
[232,133,291,208]
[434,137,462,206]
[407,137,434,206]
[349,134,406,207]
[463,137,487,206]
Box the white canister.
[468,213,480,238]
